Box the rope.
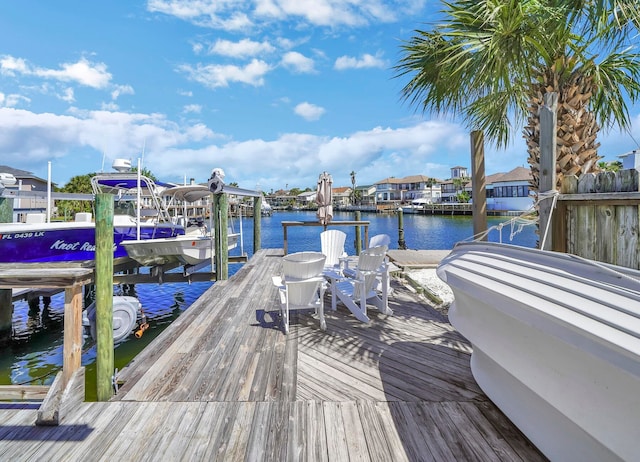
[537,190,559,250]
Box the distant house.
[0,165,52,222]
[374,175,442,207]
[354,185,376,207]
[486,166,533,212]
[619,150,640,171]
[332,187,352,207]
[297,190,317,207]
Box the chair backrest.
[354,245,388,295]
[320,230,347,267]
[286,279,323,306]
[357,245,387,272]
[369,233,390,249]
[282,252,326,280]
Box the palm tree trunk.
[524,65,601,199]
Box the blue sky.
[1,1,639,193]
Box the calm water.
[1,210,537,398]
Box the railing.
[281,220,370,255]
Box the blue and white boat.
[0,159,184,264]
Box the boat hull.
[437,242,640,462]
[0,222,183,263]
[122,233,240,266]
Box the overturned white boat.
[436,242,640,462]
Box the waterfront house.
[355,184,376,207]
[296,190,317,208]
[0,165,52,222]
[486,166,534,212]
[619,149,640,170]
[331,187,352,207]
[374,175,442,209]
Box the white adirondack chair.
[368,233,390,248]
[331,245,392,323]
[273,251,327,334]
[345,233,393,294]
[320,229,347,271]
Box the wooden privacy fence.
[552,169,640,270]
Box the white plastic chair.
[345,234,393,294]
[272,252,327,333]
[369,233,391,249]
[320,229,347,270]
[331,245,392,323]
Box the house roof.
[332,186,351,194]
[0,165,35,177]
[489,166,531,183]
[374,175,436,185]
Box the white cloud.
[60,88,75,103]
[294,102,325,121]
[208,38,275,58]
[179,59,271,88]
[147,0,400,29]
[0,106,473,189]
[281,51,315,73]
[35,58,112,89]
[0,55,29,75]
[183,104,202,113]
[334,53,386,70]
[0,92,30,108]
[111,84,135,100]
[0,55,114,90]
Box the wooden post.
[354,211,362,255]
[62,283,84,386]
[253,195,261,253]
[95,193,114,401]
[471,131,488,240]
[397,208,407,249]
[283,224,289,255]
[0,289,11,346]
[539,92,558,251]
[214,193,229,280]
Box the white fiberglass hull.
[122,233,239,266]
[436,242,640,462]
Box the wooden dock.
[0,249,546,461]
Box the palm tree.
[395,0,640,196]
[58,174,95,219]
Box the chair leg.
[336,290,370,323]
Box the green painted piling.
[214,193,229,280]
[95,193,114,401]
[354,211,362,255]
[253,196,261,253]
[397,208,407,250]
[0,197,13,223]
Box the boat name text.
[50,239,96,251]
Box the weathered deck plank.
[0,248,547,461]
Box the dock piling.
[95,193,114,401]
